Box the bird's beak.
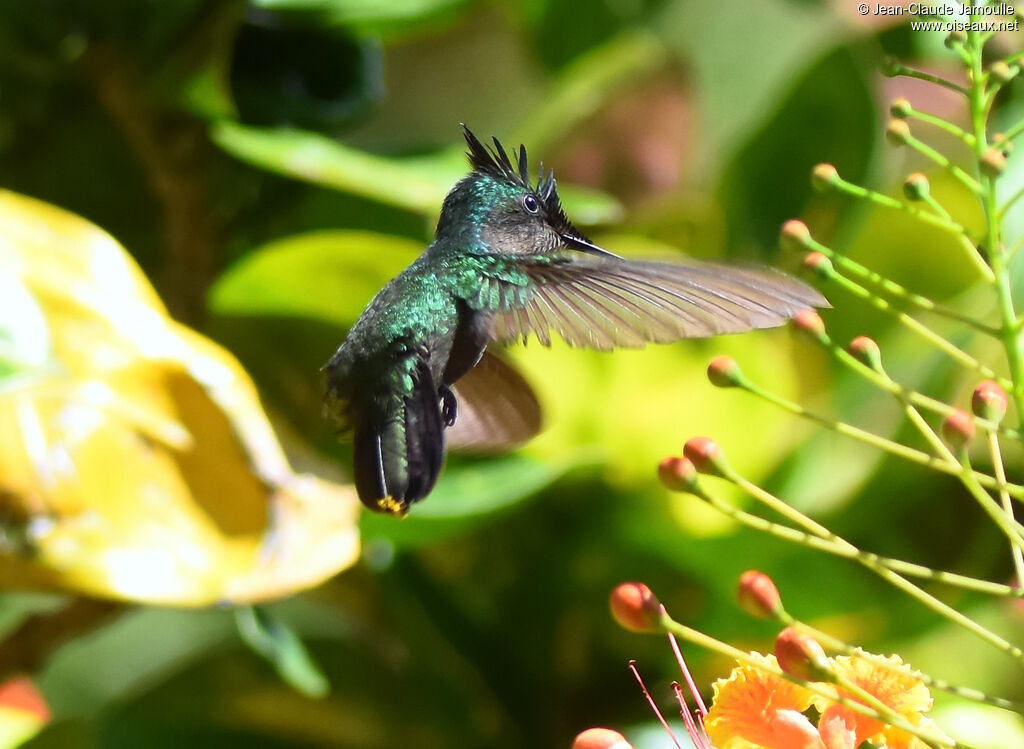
[561,232,622,259]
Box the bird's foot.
[439,385,457,427]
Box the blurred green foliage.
[1,0,1023,746]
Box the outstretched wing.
[447,351,541,452]
[484,257,827,351]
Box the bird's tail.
[353,359,445,516]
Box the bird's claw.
[439,385,457,427]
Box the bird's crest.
[460,124,568,226]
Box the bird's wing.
[447,350,542,451]
[484,257,827,351]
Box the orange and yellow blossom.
[705,653,825,749]
[814,654,942,749]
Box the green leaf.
[210,121,623,222]
[208,230,421,325]
[211,121,459,214]
[235,606,329,699]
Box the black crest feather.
[460,123,570,232]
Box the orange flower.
[813,654,937,749]
[705,653,824,749]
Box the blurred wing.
[447,351,542,452]
[489,258,828,350]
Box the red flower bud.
[792,309,827,344]
[707,355,743,388]
[609,582,662,633]
[942,409,976,451]
[738,570,784,620]
[658,456,698,492]
[774,627,833,682]
[848,336,882,371]
[683,437,726,476]
[572,728,634,749]
[802,252,833,280]
[972,380,1008,423]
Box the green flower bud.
[903,172,930,201]
[886,119,911,145]
[780,219,813,253]
[811,163,840,192]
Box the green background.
[1,0,1022,746]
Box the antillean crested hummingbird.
[324,125,827,516]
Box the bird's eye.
[522,194,540,214]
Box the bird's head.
[434,125,615,258]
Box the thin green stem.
[987,430,1024,588]
[886,61,968,95]
[967,30,1024,431]
[823,269,1008,385]
[727,472,1024,668]
[903,131,983,196]
[904,106,974,147]
[957,450,1024,551]
[806,236,997,328]
[792,622,1024,712]
[686,478,1018,597]
[998,181,1024,221]
[737,378,1024,500]
[827,175,973,233]
[828,344,1018,442]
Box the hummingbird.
[325,125,827,516]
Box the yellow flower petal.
[813,654,932,747]
[706,653,824,749]
[0,188,360,606]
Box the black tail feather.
[352,359,445,515]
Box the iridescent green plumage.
[325,125,828,516]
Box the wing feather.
[491,257,827,350]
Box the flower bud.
[945,30,966,48]
[942,409,976,452]
[903,172,930,201]
[775,627,833,682]
[780,219,813,253]
[707,355,743,388]
[572,728,635,749]
[802,252,833,280]
[658,456,698,493]
[889,97,912,118]
[792,309,828,344]
[738,570,784,620]
[811,163,840,192]
[886,119,911,145]
[881,57,902,78]
[972,380,1008,423]
[848,336,882,372]
[990,61,1017,85]
[610,582,662,633]
[982,148,1007,177]
[683,437,727,476]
